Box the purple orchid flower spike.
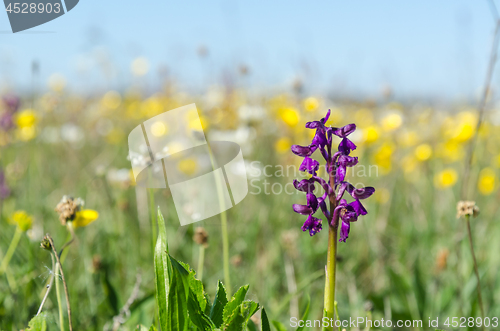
[291,109,374,242]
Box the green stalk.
[0,227,22,275]
[148,188,157,254]
[206,143,231,295]
[334,301,341,331]
[221,210,231,294]
[323,170,338,331]
[465,215,486,326]
[323,224,338,330]
[55,256,65,331]
[197,244,205,281]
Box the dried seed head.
[55,195,84,225]
[193,227,208,247]
[456,201,480,219]
[40,236,51,250]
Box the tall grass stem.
[0,228,22,276]
[37,253,56,315]
[465,215,485,326]
[54,259,64,331]
[48,235,73,331]
[197,245,205,281]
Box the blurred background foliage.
[0,77,499,329]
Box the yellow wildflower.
[303,97,319,112]
[414,144,432,161]
[150,121,168,137]
[16,110,37,128]
[434,168,458,189]
[478,167,496,195]
[9,211,33,232]
[274,137,292,154]
[381,112,402,131]
[177,158,198,176]
[363,125,380,145]
[73,210,99,229]
[280,108,300,127]
[373,142,394,173]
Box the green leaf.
[223,301,259,331]
[296,295,310,331]
[271,320,287,331]
[27,313,47,331]
[210,280,228,328]
[247,319,257,331]
[222,285,249,322]
[180,260,208,312]
[135,326,149,331]
[154,207,189,331]
[187,285,216,331]
[261,308,271,331]
[149,325,157,331]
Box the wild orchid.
[291,109,375,328]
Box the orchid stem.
[465,215,486,326]
[323,224,338,331]
[0,228,22,276]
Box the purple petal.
[293,179,316,194]
[322,109,331,123]
[339,221,350,242]
[291,144,318,157]
[306,193,319,211]
[347,186,375,200]
[336,165,346,183]
[333,123,356,138]
[336,182,348,201]
[299,157,319,174]
[349,199,367,216]
[338,155,358,167]
[341,207,358,223]
[305,121,321,129]
[312,130,328,147]
[319,200,330,219]
[332,200,347,223]
[338,138,357,154]
[293,203,314,215]
[311,175,334,196]
[301,215,322,236]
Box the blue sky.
[0,0,496,99]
